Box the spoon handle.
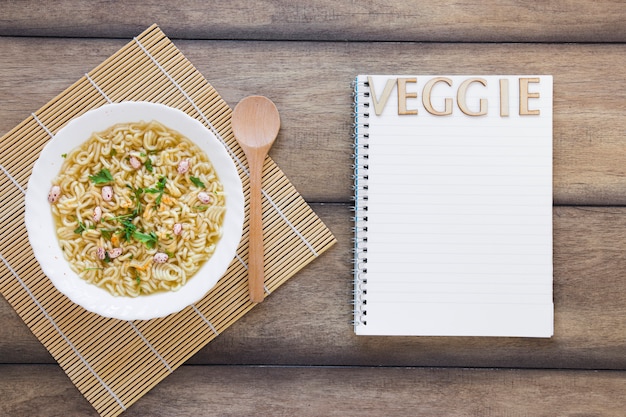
[247,151,266,303]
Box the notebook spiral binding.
[352,77,369,329]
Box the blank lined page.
[354,75,553,336]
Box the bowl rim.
[24,101,244,320]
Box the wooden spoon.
[231,96,281,303]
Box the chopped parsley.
[104,217,159,249]
[73,218,96,235]
[85,171,169,250]
[190,176,205,188]
[145,176,167,206]
[144,157,154,172]
[100,228,116,241]
[84,266,104,271]
[132,230,158,249]
[119,219,137,242]
[126,184,145,216]
[89,168,114,185]
[74,220,88,234]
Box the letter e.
[519,77,540,115]
[398,78,418,115]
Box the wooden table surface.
[1,1,625,416]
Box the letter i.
[500,79,510,117]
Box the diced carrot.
[130,258,152,271]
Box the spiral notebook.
[352,75,553,337]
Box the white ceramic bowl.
[25,102,244,320]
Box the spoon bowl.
[231,96,281,303]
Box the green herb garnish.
[126,184,145,216]
[74,220,89,234]
[74,220,96,235]
[120,219,137,242]
[87,175,165,251]
[89,168,114,185]
[190,176,205,188]
[100,228,116,240]
[145,176,167,206]
[144,157,154,172]
[132,231,158,249]
[109,213,136,222]
[61,153,67,158]
[114,218,158,249]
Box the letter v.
[368,76,396,116]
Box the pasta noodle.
[50,120,226,297]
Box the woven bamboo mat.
[0,24,336,417]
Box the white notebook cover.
[353,75,553,337]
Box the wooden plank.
[2,204,625,370]
[0,1,625,43]
[1,364,624,416]
[1,38,626,204]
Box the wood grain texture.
[1,7,625,415]
[1,38,625,205]
[0,0,625,42]
[1,364,624,417]
[2,204,625,370]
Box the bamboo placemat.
[0,24,336,417]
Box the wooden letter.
[519,77,540,115]
[368,76,396,116]
[500,78,510,117]
[397,77,418,115]
[423,77,453,116]
[457,78,488,116]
